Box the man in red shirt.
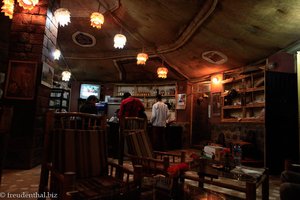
[118,92,145,118]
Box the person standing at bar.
[118,92,146,119]
[150,94,169,151]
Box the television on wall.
[80,83,101,99]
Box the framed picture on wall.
[41,62,54,88]
[212,92,221,116]
[4,60,37,100]
[176,93,186,109]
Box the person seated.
[80,95,98,114]
[280,170,300,199]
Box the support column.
[4,0,59,169]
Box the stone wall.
[211,123,265,160]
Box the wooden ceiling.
[4,0,300,83]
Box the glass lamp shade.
[136,53,148,65]
[62,71,71,81]
[1,0,14,19]
[90,12,104,29]
[54,8,71,27]
[114,34,126,49]
[17,0,38,10]
[53,49,61,60]
[157,67,168,78]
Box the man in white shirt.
[150,94,169,151]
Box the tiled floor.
[0,165,41,200]
[0,164,281,200]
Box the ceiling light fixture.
[114,33,126,49]
[54,8,71,27]
[90,12,104,29]
[157,67,168,78]
[157,60,168,79]
[1,0,14,19]
[61,70,71,81]
[17,0,38,10]
[136,52,148,65]
[53,49,61,60]
[90,1,104,29]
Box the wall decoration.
[4,60,37,100]
[212,92,221,116]
[176,93,186,109]
[41,62,54,88]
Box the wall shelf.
[49,88,70,112]
[114,83,177,110]
[221,69,265,123]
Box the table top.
[190,158,267,183]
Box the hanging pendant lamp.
[157,67,168,79]
[1,0,14,19]
[53,49,61,60]
[54,8,71,27]
[114,34,126,49]
[136,52,148,65]
[62,71,71,81]
[90,12,104,29]
[17,0,38,11]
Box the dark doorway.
[191,93,211,145]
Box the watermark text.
[0,192,58,199]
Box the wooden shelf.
[221,69,265,123]
[114,83,177,110]
[221,118,241,122]
[132,95,175,98]
[244,86,265,93]
[49,88,70,112]
[222,105,242,109]
[245,102,265,108]
[241,118,264,123]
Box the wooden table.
[183,184,227,200]
[183,159,269,200]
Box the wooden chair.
[118,117,148,166]
[119,117,186,170]
[38,111,141,200]
[119,117,186,199]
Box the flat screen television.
[80,83,101,99]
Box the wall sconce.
[212,77,220,84]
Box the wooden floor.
[0,164,281,200]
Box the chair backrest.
[126,129,153,158]
[45,110,108,178]
[46,111,106,131]
[120,117,147,132]
[118,117,148,165]
[51,128,108,178]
